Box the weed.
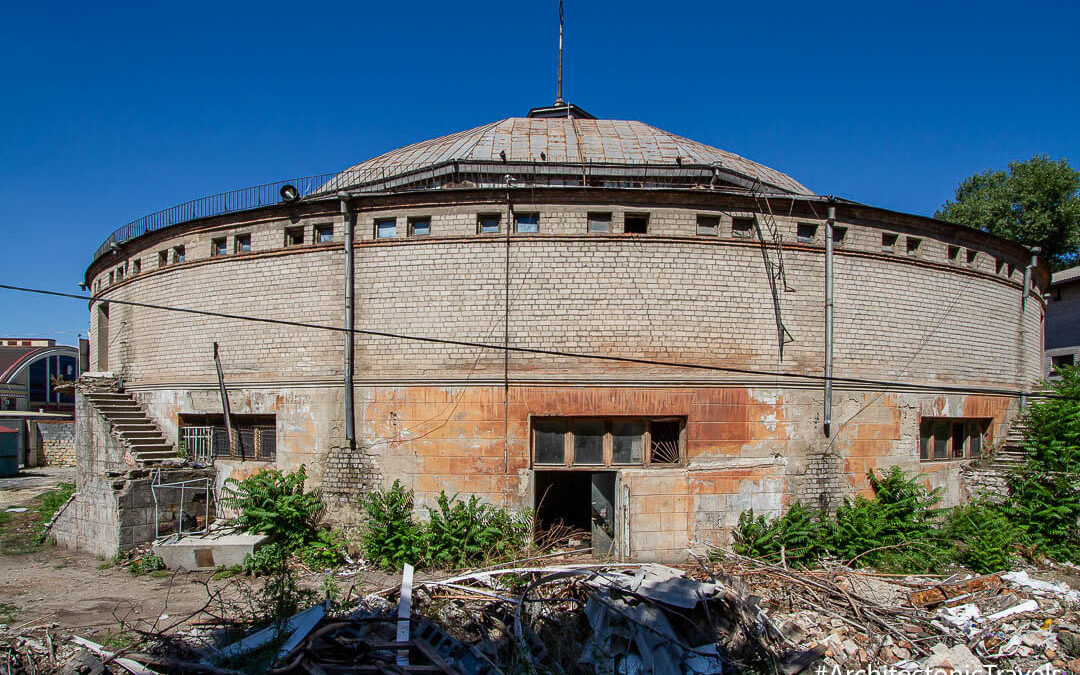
[101,630,137,651]
[211,565,242,581]
[732,501,829,568]
[359,482,532,571]
[423,492,530,570]
[0,602,18,625]
[32,482,75,544]
[221,466,349,575]
[1004,365,1080,562]
[360,480,424,571]
[946,501,1017,573]
[127,552,165,576]
[97,561,114,570]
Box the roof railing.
[91,160,795,263]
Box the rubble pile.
[6,556,1080,674]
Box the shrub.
[946,501,1017,573]
[300,528,349,570]
[220,466,325,551]
[359,482,531,571]
[732,501,828,568]
[360,480,424,571]
[221,466,348,574]
[423,492,531,570]
[1004,366,1080,562]
[731,467,955,573]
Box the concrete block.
[153,531,268,570]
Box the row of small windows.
[94,212,1018,288]
[879,232,1014,276]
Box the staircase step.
[101,411,148,419]
[133,449,177,458]
[112,421,157,432]
[130,444,175,455]
[118,430,163,439]
[125,436,169,446]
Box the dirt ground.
[0,469,392,641]
[0,468,252,639]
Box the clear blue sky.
[2,0,1077,347]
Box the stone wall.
[33,421,75,467]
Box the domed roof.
[323,117,813,196]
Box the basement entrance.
[534,471,619,557]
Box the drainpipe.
[1020,246,1041,409]
[824,203,836,436]
[342,198,355,446]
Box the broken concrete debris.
[7,558,1080,674]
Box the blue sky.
[1,0,1077,347]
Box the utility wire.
[0,282,1064,399]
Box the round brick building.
[83,103,1047,561]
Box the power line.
[0,282,1063,399]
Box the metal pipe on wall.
[342,198,355,445]
[824,204,836,436]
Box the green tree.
[936,155,1080,269]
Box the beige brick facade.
[84,187,1047,560]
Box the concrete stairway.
[990,418,1029,472]
[84,391,177,464]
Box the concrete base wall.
[127,381,1020,561]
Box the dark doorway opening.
[534,470,618,557]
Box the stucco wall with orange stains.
[128,378,1019,560]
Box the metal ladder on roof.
[749,178,795,358]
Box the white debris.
[1003,570,1080,602]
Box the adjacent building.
[0,338,78,467]
[77,103,1047,561]
[1045,266,1080,377]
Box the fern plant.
[360,479,424,570]
[829,466,949,572]
[732,501,827,568]
[946,501,1017,573]
[220,465,348,573]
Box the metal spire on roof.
[555,0,565,105]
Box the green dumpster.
[0,425,18,477]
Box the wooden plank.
[397,563,415,667]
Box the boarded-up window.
[732,217,754,238]
[696,215,719,236]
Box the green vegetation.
[1003,365,1080,561]
[219,466,348,575]
[0,602,18,625]
[0,482,75,554]
[360,480,531,571]
[733,371,1080,573]
[360,479,424,570]
[936,155,1080,269]
[127,552,166,575]
[732,467,959,573]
